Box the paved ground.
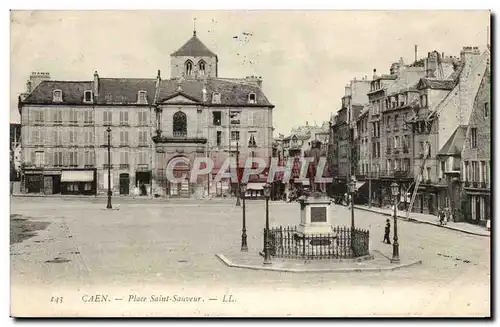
[354,205,490,237]
[10,197,490,317]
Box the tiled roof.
[156,78,273,107]
[23,81,93,104]
[97,78,156,105]
[437,125,468,156]
[171,33,217,57]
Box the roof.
[97,78,157,104]
[23,81,93,105]
[171,33,217,57]
[437,125,468,156]
[417,78,455,90]
[156,78,273,107]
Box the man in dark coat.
[383,219,391,244]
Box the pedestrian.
[383,219,391,244]
[438,208,445,225]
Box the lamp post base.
[263,257,272,265]
[390,257,400,264]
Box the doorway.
[44,176,53,195]
[119,173,130,195]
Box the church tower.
[170,29,218,79]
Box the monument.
[296,140,333,235]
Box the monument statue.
[303,140,323,195]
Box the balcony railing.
[379,170,412,178]
[173,131,187,138]
[119,164,129,169]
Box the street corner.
[215,249,422,274]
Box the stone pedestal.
[296,192,332,235]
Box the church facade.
[18,30,274,197]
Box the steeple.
[193,17,197,37]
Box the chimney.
[373,69,377,79]
[93,71,99,98]
[26,80,32,93]
[414,45,418,63]
[29,72,50,91]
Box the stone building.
[18,30,274,197]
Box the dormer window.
[248,93,257,104]
[198,61,206,75]
[212,92,221,104]
[53,89,62,102]
[84,90,93,103]
[185,60,193,76]
[138,90,148,104]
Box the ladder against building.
[406,141,430,220]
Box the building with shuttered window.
[18,30,274,197]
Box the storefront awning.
[61,170,94,182]
[247,182,266,190]
[356,181,366,190]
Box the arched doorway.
[167,156,191,198]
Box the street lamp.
[106,126,113,209]
[348,179,356,254]
[235,141,241,207]
[240,183,248,252]
[391,182,400,263]
[262,183,272,265]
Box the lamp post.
[348,178,356,254]
[106,126,112,209]
[240,183,248,252]
[235,141,241,207]
[391,182,400,263]
[262,183,272,265]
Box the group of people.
[437,207,453,225]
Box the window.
[472,161,479,182]
[84,129,94,145]
[120,130,129,146]
[138,111,148,126]
[485,102,489,117]
[138,91,148,104]
[230,110,241,125]
[120,151,129,167]
[394,115,399,130]
[84,91,93,103]
[386,136,392,150]
[84,151,95,166]
[103,111,112,125]
[173,111,187,137]
[386,116,391,130]
[216,131,222,146]
[53,90,62,102]
[138,151,148,165]
[440,161,445,179]
[138,130,148,146]
[248,132,257,147]
[185,61,193,76]
[69,151,78,166]
[53,109,63,123]
[54,130,63,146]
[34,109,45,123]
[53,151,63,166]
[104,151,113,167]
[387,160,392,172]
[420,94,427,107]
[471,128,477,148]
[481,161,486,182]
[119,111,129,125]
[248,93,257,104]
[231,131,240,141]
[69,129,77,145]
[34,151,44,167]
[198,61,206,75]
[426,167,431,181]
[464,161,470,181]
[403,113,408,130]
[212,92,221,104]
[104,130,112,145]
[84,109,93,124]
[69,109,78,123]
[212,111,221,126]
[394,136,399,148]
[403,135,409,153]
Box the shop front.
[61,169,97,195]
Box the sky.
[10,10,490,135]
